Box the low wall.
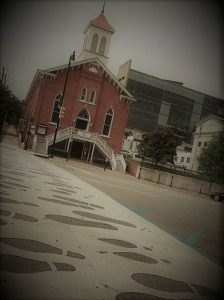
[125,160,140,177]
[128,161,224,196]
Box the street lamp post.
[138,156,145,180]
[25,116,34,150]
[50,50,75,158]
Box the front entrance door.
[71,141,84,159]
[75,119,88,130]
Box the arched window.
[51,93,62,123]
[99,36,106,55]
[89,90,96,103]
[102,108,113,136]
[91,33,98,52]
[78,108,89,120]
[76,108,90,130]
[80,87,87,101]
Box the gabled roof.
[25,57,135,103]
[195,114,224,127]
[84,13,115,33]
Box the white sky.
[1,0,223,100]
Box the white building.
[189,115,224,171]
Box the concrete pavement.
[0,126,223,300]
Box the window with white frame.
[99,36,106,55]
[80,87,87,101]
[102,108,113,136]
[181,157,185,163]
[91,34,98,52]
[186,157,190,163]
[204,142,208,147]
[51,93,61,123]
[89,90,96,103]
[174,156,178,162]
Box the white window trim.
[102,108,114,137]
[80,87,87,101]
[89,90,96,104]
[50,93,61,123]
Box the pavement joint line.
[112,198,224,268]
[73,176,160,198]
[50,160,219,205]
[184,223,207,246]
[69,173,220,207]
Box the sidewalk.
[0,127,223,300]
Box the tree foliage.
[0,80,21,126]
[137,127,182,165]
[197,131,224,184]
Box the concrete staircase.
[33,127,126,172]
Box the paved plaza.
[0,126,223,299]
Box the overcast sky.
[1,0,223,100]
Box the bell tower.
[78,4,115,66]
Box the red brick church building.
[19,9,135,171]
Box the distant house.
[188,115,224,171]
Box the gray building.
[118,60,224,143]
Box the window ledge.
[100,135,110,139]
[78,100,95,105]
[48,122,61,126]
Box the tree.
[137,127,182,165]
[0,79,21,127]
[197,131,224,185]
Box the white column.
[90,143,95,163]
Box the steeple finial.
[101,0,105,14]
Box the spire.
[101,0,105,14]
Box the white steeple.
[78,6,115,66]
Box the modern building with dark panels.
[118,60,224,143]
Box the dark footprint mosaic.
[73,211,136,228]
[113,252,158,264]
[1,181,31,189]
[0,238,62,254]
[66,251,85,259]
[50,190,71,195]
[38,197,79,208]
[56,188,77,194]
[191,284,220,298]
[0,197,39,207]
[131,273,194,293]
[45,214,118,230]
[0,175,24,182]
[161,259,171,264]
[115,292,174,300]
[13,213,39,222]
[43,182,74,189]
[0,219,7,225]
[98,238,137,248]
[53,262,76,271]
[0,183,15,189]
[0,254,51,273]
[78,205,95,210]
[0,209,11,216]
[52,195,89,206]
[90,204,104,209]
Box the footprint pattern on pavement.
[46,214,118,230]
[0,254,75,273]
[0,209,39,222]
[73,211,136,228]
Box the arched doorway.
[72,108,90,159]
[75,108,89,130]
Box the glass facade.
[126,69,224,142]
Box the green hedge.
[92,158,110,166]
[48,148,68,158]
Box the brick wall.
[125,160,139,177]
[25,63,131,154]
